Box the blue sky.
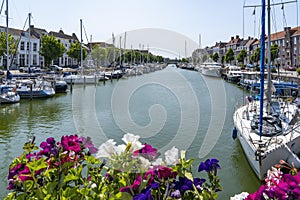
[1,0,299,57]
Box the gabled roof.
[227,35,242,45]
[245,38,258,47]
[49,29,78,41]
[266,30,286,41]
[213,41,227,48]
[291,26,300,36]
[28,25,48,38]
[0,26,38,39]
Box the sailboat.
[0,0,20,104]
[63,19,100,84]
[233,0,300,180]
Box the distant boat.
[104,70,123,79]
[222,65,242,83]
[200,59,222,78]
[16,80,55,99]
[63,74,100,84]
[0,85,20,104]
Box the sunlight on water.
[0,67,260,199]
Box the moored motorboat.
[0,85,20,104]
[16,80,55,99]
[200,59,223,78]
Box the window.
[20,42,25,50]
[33,43,37,52]
[33,55,37,65]
[282,40,285,46]
[294,37,297,44]
[27,42,30,51]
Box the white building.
[0,25,79,69]
[49,30,79,67]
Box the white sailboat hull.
[233,104,300,180]
[64,75,100,84]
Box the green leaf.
[24,180,34,191]
[110,192,132,200]
[64,173,79,183]
[27,158,48,172]
[180,150,186,160]
[185,172,193,181]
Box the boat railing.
[234,104,255,144]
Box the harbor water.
[0,66,260,199]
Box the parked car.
[283,65,296,71]
[49,65,63,72]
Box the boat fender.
[232,127,237,140]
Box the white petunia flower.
[122,133,144,152]
[139,156,151,170]
[165,146,179,166]
[114,144,126,155]
[96,139,116,158]
[152,158,163,166]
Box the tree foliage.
[236,49,247,64]
[0,32,19,58]
[212,52,219,62]
[225,48,234,64]
[67,41,88,65]
[39,35,66,68]
[250,47,260,65]
[270,43,279,62]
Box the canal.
[0,66,260,199]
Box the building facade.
[0,25,79,69]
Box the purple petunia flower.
[133,188,154,200]
[61,135,82,153]
[134,143,157,158]
[170,189,181,199]
[198,158,220,173]
[39,137,59,156]
[157,166,177,180]
[79,136,98,154]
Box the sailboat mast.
[266,0,272,109]
[80,19,83,73]
[28,13,31,69]
[259,0,266,139]
[6,0,9,71]
[123,32,126,64]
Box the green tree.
[0,32,19,67]
[297,67,300,75]
[67,41,88,66]
[40,35,66,68]
[221,55,225,64]
[225,48,234,64]
[212,53,219,62]
[250,47,260,66]
[91,45,107,67]
[236,49,247,65]
[270,43,279,62]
